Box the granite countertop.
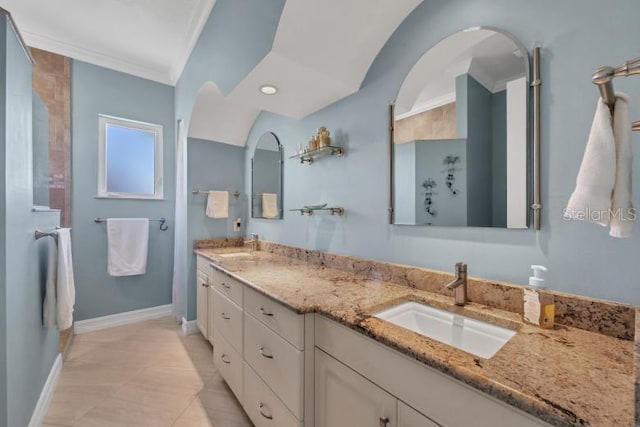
[195,247,635,427]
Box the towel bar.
[592,56,640,130]
[93,217,169,231]
[192,189,240,198]
[35,227,71,240]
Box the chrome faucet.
[244,233,259,252]
[444,262,468,306]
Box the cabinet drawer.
[244,312,304,420]
[244,285,304,350]
[209,266,243,306]
[212,289,242,352]
[243,362,301,427]
[196,255,210,274]
[398,401,440,427]
[213,331,242,402]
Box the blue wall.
[491,90,507,227]
[0,15,61,426]
[71,60,175,320]
[242,0,640,305]
[414,139,467,226]
[461,74,493,227]
[186,137,245,319]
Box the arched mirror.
[251,132,283,219]
[391,27,530,228]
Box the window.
[98,115,163,199]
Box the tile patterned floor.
[43,317,253,427]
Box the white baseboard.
[75,304,173,334]
[28,353,62,427]
[181,317,199,336]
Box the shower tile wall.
[31,47,72,227]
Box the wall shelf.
[289,146,344,164]
[290,207,345,216]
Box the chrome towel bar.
[192,189,240,198]
[592,56,640,131]
[35,227,71,240]
[93,217,169,231]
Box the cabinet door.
[196,270,209,338]
[315,348,396,427]
[398,402,440,427]
[207,287,215,345]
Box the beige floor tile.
[127,365,212,395]
[172,396,252,427]
[71,396,179,427]
[43,383,117,426]
[45,317,251,427]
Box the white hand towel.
[206,191,228,218]
[56,228,75,330]
[262,193,278,219]
[609,93,634,238]
[107,218,149,276]
[43,237,58,327]
[565,97,617,226]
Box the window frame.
[97,114,164,200]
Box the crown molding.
[23,30,174,85]
[395,92,455,120]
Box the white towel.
[609,94,634,238]
[43,237,57,327]
[262,193,278,219]
[107,218,149,276]
[56,228,75,330]
[206,191,228,218]
[565,93,634,237]
[565,97,617,226]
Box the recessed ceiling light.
[259,85,278,95]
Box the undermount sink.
[374,301,516,359]
[218,252,252,258]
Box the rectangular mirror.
[251,132,283,219]
[391,27,529,228]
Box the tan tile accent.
[44,317,252,427]
[30,47,72,227]
[394,102,457,143]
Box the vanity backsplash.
[196,238,635,341]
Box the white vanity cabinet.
[242,286,306,425]
[314,316,548,427]
[315,348,398,427]
[195,256,210,339]
[207,262,308,426]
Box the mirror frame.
[251,131,284,220]
[388,26,541,230]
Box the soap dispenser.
[523,265,555,329]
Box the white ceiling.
[3,0,426,145]
[395,29,528,117]
[188,82,259,147]
[230,0,423,118]
[0,0,215,85]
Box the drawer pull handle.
[220,354,231,364]
[221,282,231,290]
[258,402,273,420]
[221,313,231,320]
[379,417,390,427]
[260,307,274,317]
[201,283,209,288]
[259,346,274,359]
